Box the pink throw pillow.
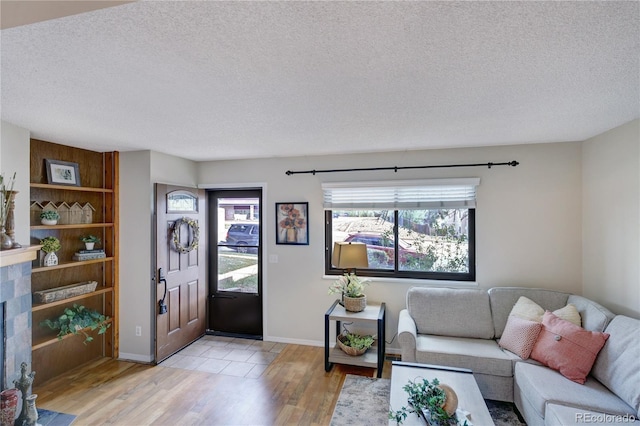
[498,315,542,359]
[530,311,609,384]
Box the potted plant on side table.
[328,273,370,312]
[336,330,375,356]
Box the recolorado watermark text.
[575,413,637,423]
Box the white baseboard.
[264,336,402,356]
[118,352,154,363]
[264,335,324,347]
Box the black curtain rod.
[285,160,519,176]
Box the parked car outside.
[343,232,417,267]
[221,222,259,253]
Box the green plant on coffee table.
[80,235,101,244]
[40,236,61,253]
[389,378,465,426]
[39,210,60,220]
[41,304,111,344]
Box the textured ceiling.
[1,1,639,162]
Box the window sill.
[322,275,478,287]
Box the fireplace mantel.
[0,245,41,268]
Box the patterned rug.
[330,375,526,425]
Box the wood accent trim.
[31,257,114,273]
[105,151,119,358]
[0,245,42,267]
[30,223,114,230]
[32,288,114,312]
[30,183,113,193]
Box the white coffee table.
[388,361,494,426]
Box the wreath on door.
[172,217,199,254]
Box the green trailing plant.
[39,210,60,220]
[389,378,465,426]
[338,331,374,350]
[80,235,101,244]
[40,236,61,253]
[41,304,111,344]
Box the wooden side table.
[324,299,386,378]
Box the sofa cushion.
[545,403,640,426]
[489,287,569,338]
[498,315,542,359]
[407,287,494,339]
[415,334,518,377]
[530,311,609,384]
[591,315,640,417]
[567,295,615,333]
[515,362,637,420]
[510,296,581,326]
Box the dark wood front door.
[155,184,206,362]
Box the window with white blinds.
[322,178,480,210]
[324,178,478,281]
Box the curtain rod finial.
[510,161,519,167]
[285,170,293,175]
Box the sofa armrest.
[398,309,418,362]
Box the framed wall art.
[276,202,309,245]
[45,159,81,186]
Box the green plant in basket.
[40,236,61,253]
[41,304,111,344]
[339,331,374,350]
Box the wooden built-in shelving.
[29,138,119,386]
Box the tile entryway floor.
[159,335,287,378]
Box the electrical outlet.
[135,326,142,336]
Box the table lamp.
[332,242,369,274]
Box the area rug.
[330,375,526,425]
[37,409,77,426]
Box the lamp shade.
[332,242,369,269]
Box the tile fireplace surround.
[0,246,39,390]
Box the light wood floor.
[34,344,393,425]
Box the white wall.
[118,151,153,361]
[582,119,639,317]
[0,121,30,246]
[198,141,583,349]
[118,150,197,362]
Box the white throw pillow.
[509,296,581,327]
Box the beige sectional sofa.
[397,286,639,425]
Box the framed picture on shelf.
[276,202,309,245]
[45,159,81,186]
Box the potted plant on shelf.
[40,210,60,225]
[80,235,101,250]
[40,236,61,267]
[336,330,375,356]
[41,304,111,345]
[328,273,370,312]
